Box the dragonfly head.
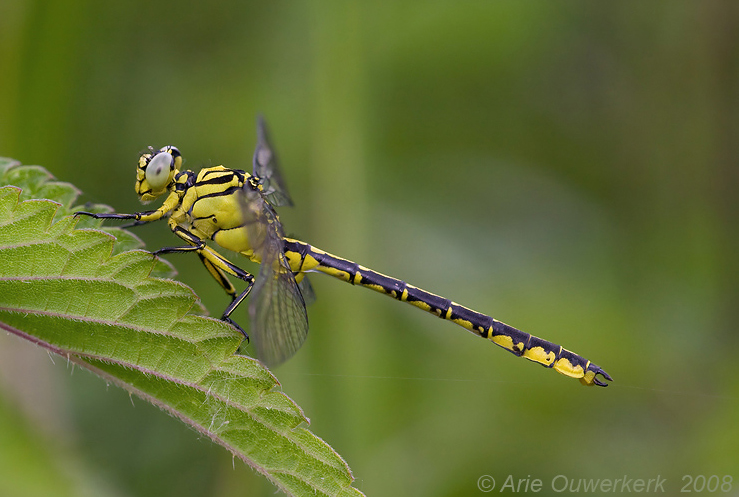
[135,146,182,202]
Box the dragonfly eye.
[145,151,174,190]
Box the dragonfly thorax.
[178,166,260,257]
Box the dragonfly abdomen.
[283,238,611,386]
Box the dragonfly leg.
[197,244,256,339]
[151,225,256,338]
[205,253,255,340]
[75,192,179,224]
[221,280,255,340]
[75,210,140,221]
[152,226,206,255]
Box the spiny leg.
[79,210,257,336]
[75,189,181,224]
[197,249,256,338]
[152,225,208,255]
[75,210,162,229]
[76,211,141,221]
[155,226,256,338]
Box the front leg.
[75,190,181,225]
[75,210,167,230]
[75,210,139,221]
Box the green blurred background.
[1,1,738,496]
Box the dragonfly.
[76,117,612,387]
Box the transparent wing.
[252,115,293,207]
[297,276,317,307]
[241,185,308,367]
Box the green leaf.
[0,158,364,497]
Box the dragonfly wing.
[241,185,308,367]
[249,251,309,367]
[252,115,293,207]
[297,275,317,307]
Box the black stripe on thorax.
[195,185,243,200]
[196,171,245,187]
[200,167,245,177]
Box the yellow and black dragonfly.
[76,118,611,387]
